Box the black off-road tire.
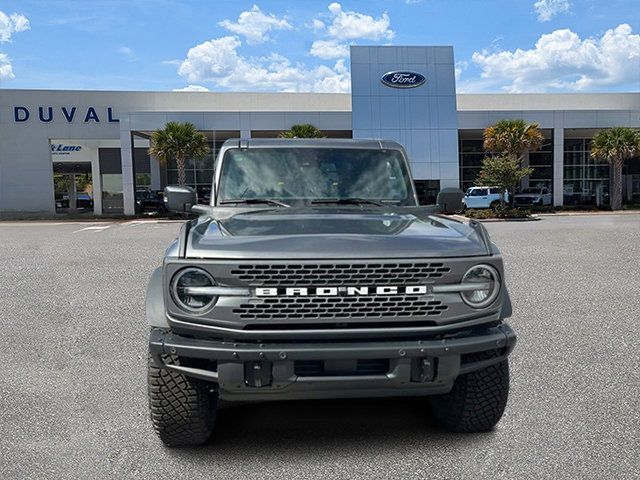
[148,353,217,447]
[430,355,509,432]
[490,200,501,211]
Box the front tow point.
[411,358,436,383]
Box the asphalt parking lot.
[1,214,638,479]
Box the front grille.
[230,262,451,286]
[232,295,448,320]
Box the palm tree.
[148,122,210,186]
[590,127,640,210]
[483,119,545,160]
[279,124,324,138]
[483,119,544,205]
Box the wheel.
[490,200,502,211]
[148,352,217,447]
[156,204,168,215]
[430,353,509,432]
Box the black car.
[135,189,167,214]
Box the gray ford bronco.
[147,138,516,447]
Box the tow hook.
[411,358,436,383]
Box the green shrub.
[466,207,531,219]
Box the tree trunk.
[611,158,623,210]
[177,157,186,186]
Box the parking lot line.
[72,224,112,233]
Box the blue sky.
[0,0,638,93]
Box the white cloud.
[0,52,14,80]
[324,2,394,41]
[455,60,468,82]
[0,11,29,42]
[533,0,571,22]
[177,35,350,93]
[308,3,394,60]
[310,18,325,32]
[178,36,242,82]
[471,24,640,92]
[309,40,350,60]
[173,85,210,92]
[118,46,136,61]
[219,5,291,45]
[0,11,28,82]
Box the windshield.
[466,188,488,196]
[520,188,541,194]
[217,148,416,206]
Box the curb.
[472,216,541,223]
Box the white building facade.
[0,45,638,216]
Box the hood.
[185,208,491,259]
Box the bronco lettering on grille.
[255,285,429,297]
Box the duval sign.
[13,106,119,123]
[380,71,426,89]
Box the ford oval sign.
[380,71,426,89]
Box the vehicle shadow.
[169,397,493,458]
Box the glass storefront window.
[102,174,124,213]
[563,138,610,206]
[136,173,151,188]
[459,133,553,191]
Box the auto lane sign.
[380,71,426,89]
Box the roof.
[221,138,405,150]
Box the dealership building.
[1,45,639,216]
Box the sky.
[0,0,638,93]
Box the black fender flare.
[500,285,513,320]
[146,267,169,328]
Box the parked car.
[514,187,552,206]
[462,187,508,210]
[76,192,93,209]
[55,193,69,209]
[136,188,167,214]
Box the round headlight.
[460,264,500,308]
[171,268,217,313]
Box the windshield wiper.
[220,198,291,207]
[311,198,385,207]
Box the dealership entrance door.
[53,162,94,214]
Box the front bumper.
[149,323,516,401]
[514,198,537,205]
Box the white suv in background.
[463,187,508,210]
[514,187,552,206]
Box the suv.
[514,187,552,206]
[463,187,508,210]
[136,188,167,214]
[146,139,516,447]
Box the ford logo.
[380,71,426,89]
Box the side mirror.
[436,188,465,214]
[163,185,197,213]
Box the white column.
[241,129,251,138]
[91,152,103,215]
[119,117,136,215]
[553,127,564,206]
